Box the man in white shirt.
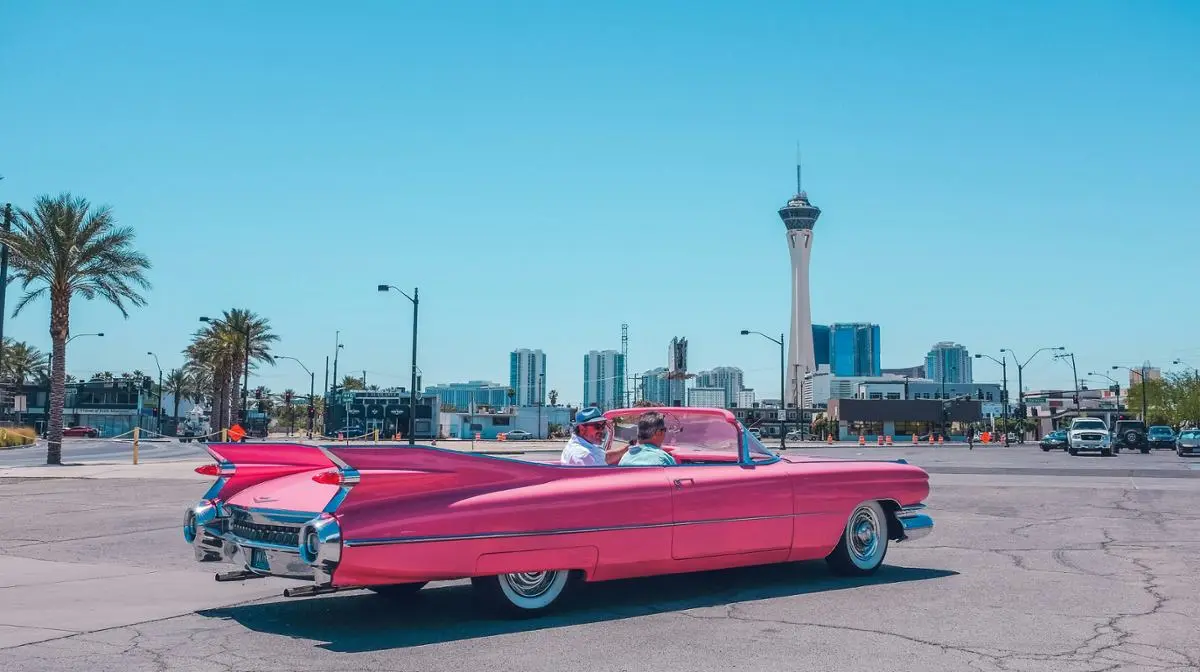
[560,407,626,466]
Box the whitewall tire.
[472,570,575,617]
[826,501,889,576]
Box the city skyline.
[3,3,1198,404]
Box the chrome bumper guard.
[895,504,933,542]
[183,501,341,585]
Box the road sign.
[228,424,246,442]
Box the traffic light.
[284,391,293,404]
[307,405,315,419]
[257,400,266,413]
[255,387,263,400]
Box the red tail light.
[195,464,220,476]
[312,470,342,485]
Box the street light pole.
[147,352,162,433]
[1088,371,1121,425]
[974,352,1010,446]
[740,329,787,448]
[379,284,420,446]
[278,356,315,438]
[1000,346,1065,443]
[1053,352,1080,414]
[1113,365,1149,422]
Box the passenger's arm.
[606,441,631,465]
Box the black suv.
[1113,420,1149,454]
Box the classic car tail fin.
[198,442,339,501]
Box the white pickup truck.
[1067,417,1113,457]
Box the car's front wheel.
[472,570,577,617]
[1068,447,1078,456]
[826,501,889,576]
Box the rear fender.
[200,443,336,501]
[475,546,599,580]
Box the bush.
[0,426,37,447]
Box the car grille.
[1079,433,1104,441]
[228,509,301,548]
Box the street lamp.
[741,329,788,447]
[974,352,1010,446]
[147,351,163,433]
[200,316,251,430]
[1087,371,1121,422]
[378,284,420,446]
[1112,365,1149,422]
[999,346,1065,443]
[277,356,315,439]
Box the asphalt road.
[1,449,1199,671]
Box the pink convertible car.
[184,407,932,616]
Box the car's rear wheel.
[472,570,576,617]
[1041,445,1050,452]
[826,501,889,576]
[368,582,428,599]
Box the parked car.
[50,425,100,438]
[1177,429,1200,456]
[748,427,762,439]
[785,430,804,442]
[1040,430,1068,451]
[185,407,933,616]
[1067,418,1113,456]
[504,429,532,440]
[1112,419,1148,454]
[1147,426,1175,450]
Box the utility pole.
[0,203,12,384]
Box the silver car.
[1177,429,1200,457]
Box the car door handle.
[673,478,694,488]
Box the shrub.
[0,426,37,447]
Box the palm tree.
[184,309,276,430]
[340,375,364,391]
[163,368,193,421]
[1,338,47,386]
[1,194,151,465]
[549,389,559,407]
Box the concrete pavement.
[2,466,1199,671]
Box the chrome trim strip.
[345,513,797,547]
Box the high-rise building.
[735,389,756,407]
[926,342,973,385]
[828,323,881,377]
[509,348,546,406]
[694,366,745,407]
[779,160,822,407]
[667,337,690,407]
[1128,363,1162,388]
[423,380,511,410]
[812,325,831,368]
[687,387,726,408]
[583,350,625,410]
[640,367,671,405]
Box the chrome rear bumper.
[184,501,340,584]
[896,505,933,542]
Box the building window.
[493,416,510,426]
[868,392,883,400]
[986,392,994,401]
[886,393,901,400]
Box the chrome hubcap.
[502,571,555,599]
[849,507,880,563]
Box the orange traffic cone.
[937,435,944,445]
[877,435,884,446]
[827,433,833,444]
[886,435,894,446]
[858,434,865,446]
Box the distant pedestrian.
[967,425,976,450]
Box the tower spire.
[795,142,802,194]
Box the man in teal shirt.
[618,411,677,466]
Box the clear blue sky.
[3,1,1198,403]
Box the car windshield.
[1074,421,1106,430]
[1180,430,1200,440]
[1050,431,1066,438]
[605,409,773,463]
[1148,427,1173,436]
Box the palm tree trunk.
[46,293,69,465]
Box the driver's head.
[573,407,608,444]
[637,411,667,446]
